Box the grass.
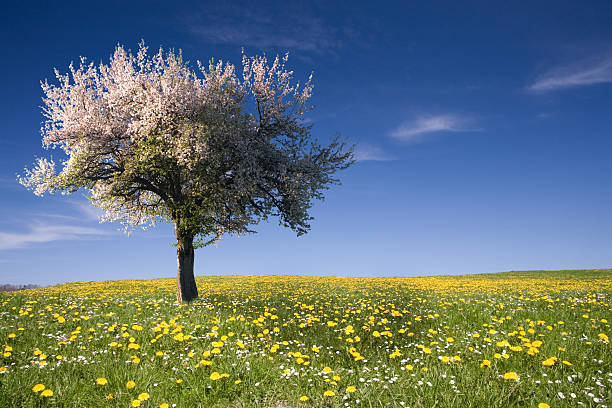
[0,270,610,407]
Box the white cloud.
[0,224,108,250]
[183,5,342,55]
[529,57,612,91]
[354,144,395,162]
[70,200,104,221]
[390,114,468,142]
[30,200,104,222]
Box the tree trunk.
[176,231,198,303]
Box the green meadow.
[1,270,610,407]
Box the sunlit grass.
[1,270,610,407]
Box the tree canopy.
[19,42,354,302]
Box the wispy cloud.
[0,224,108,250]
[354,144,395,162]
[180,3,353,55]
[29,199,103,222]
[0,176,21,190]
[529,56,612,91]
[70,199,104,221]
[390,114,470,142]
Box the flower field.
[1,270,610,407]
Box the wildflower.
[322,366,332,374]
[480,360,491,368]
[210,372,222,380]
[32,384,45,393]
[538,404,550,408]
[324,390,335,397]
[96,377,108,386]
[503,372,519,381]
[40,389,53,397]
[346,385,357,393]
[126,380,136,389]
[299,396,309,401]
[138,392,149,401]
[132,400,141,407]
[160,404,169,408]
[106,394,114,399]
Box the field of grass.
[1,270,610,407]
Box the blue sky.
[1,0,612,285]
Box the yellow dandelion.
[126,380,136,389]
[32,384,45,393]
[138,392,149,401]
[323,390,335,397]
[131,400,141,407]
[299,396,309,401]
[346,385,357,393]
[96,377,108,386]
[503,372,519,381]
[40,389,53,397]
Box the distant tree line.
[0,284,40,292]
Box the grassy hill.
[1,270,610,407]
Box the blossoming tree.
[19,43,353,302]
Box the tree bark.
[176,231,198,303]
